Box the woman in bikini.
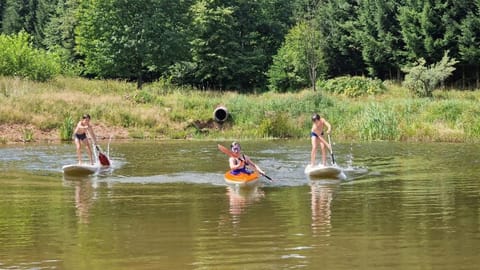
[73,114,98,164]
[310,113,332,166]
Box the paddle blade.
[217,144,235,158]
[98,152,110,166]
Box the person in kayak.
[310,113,332,166]
[73,114,98,164]
[229,142,265,175]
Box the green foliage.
[257,112,300,138]
[356,0,402,78]
[357,103,399,141]
[1,0,57,46]
[187,0,296,91]
[0,32,60,81]
[315,0,364,77]
[402,52,458,97]
[43,0,82,76]
[60,115,74,141]
[76,0,191,88]
[319,76,386,97]
[133,90,154,104]
[458,6,480,64]
[427,100,464,123]
[462,107,480,139]
[268,21,325,92]
[23,128,34,142]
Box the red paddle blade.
[217,144,234,157]
[98,152,110,166]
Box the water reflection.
[63,177,98,224]
[226,185,265,220]
[310,180,339,237]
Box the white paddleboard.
[305,164,345,179]
[62,164,99,176]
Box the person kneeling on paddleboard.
[229,142,265,176]
[310,113,332,167]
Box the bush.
[318,76,386,97]
[257,112,300,138]
[402,52,458,98]
[0,31,60,81]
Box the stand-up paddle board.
[305,164,345,179]
[62,164,100,176]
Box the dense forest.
[1,0,480,92]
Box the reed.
[59,115,74,141]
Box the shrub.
[402,51,458,98]
[133,89,154,104]
[318,76,386,97]
[0,32,60,81]
[257,112,299,138]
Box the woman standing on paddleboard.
[310,113,332,166]
[74,114,98,165]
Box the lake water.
[0,140,479,269]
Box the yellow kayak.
[224,171,260,187]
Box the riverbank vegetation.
[1,76,479,144]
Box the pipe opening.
[213,106,228,122]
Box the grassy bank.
[1,76,479,144]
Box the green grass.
[1,75,479,143]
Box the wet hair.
[82,114,91,120]
[311,113,320,121]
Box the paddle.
[217,144,274,182]
[327,134,336,165]
[95,145,111,166]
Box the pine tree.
[357,0,404,80]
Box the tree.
[402,51,458,97]
[188,0,237,90]
[458,0,480,88]
[76,0,192,88]
[315,0,364,77]
[2,0,58,47]
[43,0,81,75]
[187,0,298,91]
[2,0,24,34]
[0,1,5,32]
[267,21,325,92]
[398,0,469,64]
[356,0,404,80]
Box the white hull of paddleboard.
[62,164,99,176]
[305,164,345,179]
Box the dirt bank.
[0,123,130,144]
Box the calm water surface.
[0,140,479,269]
